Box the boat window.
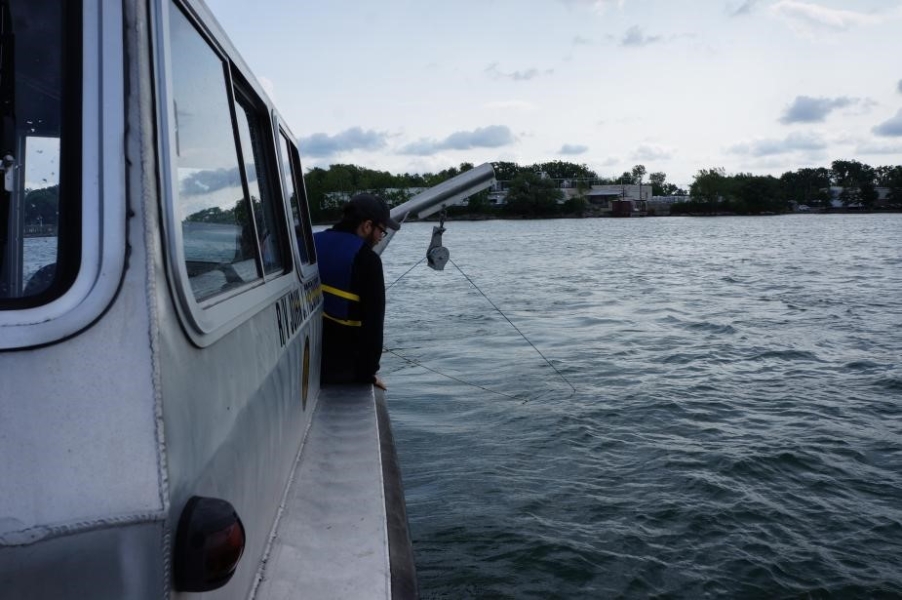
[0,0,81,308]
[169,3,261,302]
[278,132,316,265]
[234,92,284,276]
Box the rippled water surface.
[381,215,902,599]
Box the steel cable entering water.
[383,252,576,399]
[385,257,529,402]
[448,258,577,395]
[385,349,528,403]
[385,257,426,291]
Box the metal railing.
[23,224,58,237]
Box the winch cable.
[448,258,577,395]
[385,257,426,291]
[383,246,576,399]
[384,258,529,402]
[385,348,528,403]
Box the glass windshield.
[0,0,80,306]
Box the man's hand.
[374,375,388,391]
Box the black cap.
[345,193,401,231]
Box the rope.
[385,348,528,403]
[385,257,426,291]
[448,258,577,394]
[381,245,577,399]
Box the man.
[314,193,400,390]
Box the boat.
[0,0,495,597]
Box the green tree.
[302,166,329,221]
[879,165,902,206]
[184,205,236,224]
[631,164,646,184]
[24,186,60,225]
[832,159,876,209]
[662,183,684,196]
[503,172,563,217]
[631,164,647,204]
[492,161,523,182]
[690,168,727,214]
[830,159,868,187]
[727,173,785,214]
[779,167,831,208]
[466,189,492,214]
[561,196,588,216]
[649,171,667,196]
[532,160,597,181]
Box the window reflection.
[234,98,283,276]
[169,3,258,301]
[279,133,315,265]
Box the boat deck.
[252,385,416,600]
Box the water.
[381,215,902,599]
[22,236,57,283]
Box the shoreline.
[312,208,902,226]
[312,208,902,227]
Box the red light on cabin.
[174,496,246,592]
[204,520,245,577]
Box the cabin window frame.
[274,120,317,274]
[0,0,127,350]
[232,85,290,280]
[156,0,297,347]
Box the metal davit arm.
[373,162,496,256]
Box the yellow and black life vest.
[313,230,365,327]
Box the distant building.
[487,180,687,215]
[647,195,690,216]
[585,184,648,206]
[826,186,892,209]
[556,183,650,214]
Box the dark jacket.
[314,225,385,384]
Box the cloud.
[299,127,388,157]
[398,125,516,156]
[872,109,902,137]
[779,96,858,123]
[849,98,880,115]
[486,63,554,81]
[559,144,589,155]
[729,0,759,17]
[728,131,828,156]
[483,100,538,112]
[572,35,592,46]
[630,144,672,161]
[768,1,883,36]
[559,0,625,13]
[621,26,662,47]
[856,140,902,154]
[181,165,252,196]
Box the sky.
[204,0,902,187]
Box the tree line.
[19,159,902,228]
[682,160,902,215]
[302,159,902,221]
[303,160,690,221]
